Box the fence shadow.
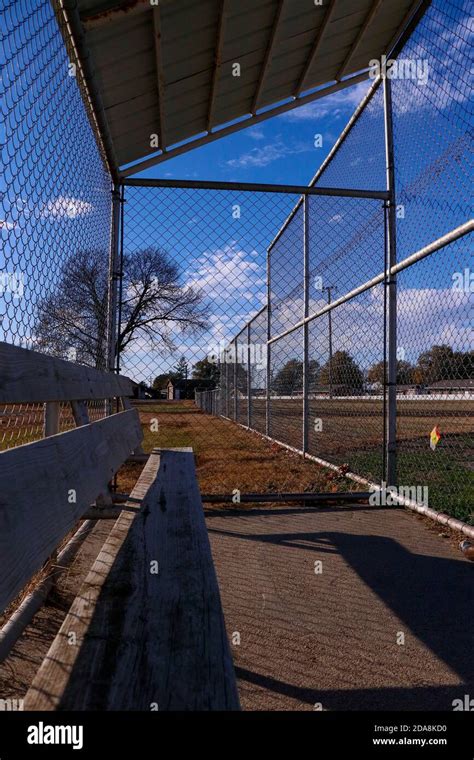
[207,508,473,704]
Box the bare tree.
[35,247,208,368]
[35,249,109,368]
[118,248,207,356]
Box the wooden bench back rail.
[0,341,143,614]
[0,340,132,403]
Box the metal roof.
[57,0,428,178]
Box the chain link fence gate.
[1,0,116,449]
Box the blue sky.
[130,79,371,186]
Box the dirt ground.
[0,402,471,709]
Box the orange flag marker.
[430,425,441,450]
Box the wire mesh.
[8,0,467,511]
[248,308,268,434]
[0,400,107,451]
[193,0,472,518]
[396,238,473,519]
[1,0,113,446]
[119,183,300,466]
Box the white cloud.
[271,284,471,364]
[282,82,371,122]
[226,140,310,168]
[41,196,93,219]
[0,219,15,230]
[247,126,266,140]
[187,243,265,299]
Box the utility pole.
[322,285,337,398]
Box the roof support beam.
[152,6,166,153]
[207,0,228,132]
[80,0,150,30]
[123,177,389,200]
[266,76,382,252]
[251,0,286,113]
[53,0,119,181]
[119,71,370,177]
[336,0,383,80]
[295,0,338,96]
[118,0,432,180]
[385,0,431,59]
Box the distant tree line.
[367,345,473,386]
[270,345,472,395]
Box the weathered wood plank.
[70,400,90,427]
[25,448,240,711]
[43,401,60,437]
[0,341,132,402]
[0,409,143,613]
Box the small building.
[166,378,215,400]
[427,379,473,396]
[131,380,150,400]
[396,384,424,396]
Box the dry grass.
[117,401,357,497]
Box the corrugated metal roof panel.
[70,0,423,174]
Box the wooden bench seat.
[24,448,240,710]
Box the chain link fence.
[2,0,472,519]
[1,0,113,449]
[195,0,473,521]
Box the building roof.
[427,379,473,389]
[57,0,429,178]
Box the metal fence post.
[303,196,309,455]
[225,351,229,418]
[266,248,271,436]
[233,339,238,421]
[247,322,252,428]
[383,76,398,487]
[106,183,121,374]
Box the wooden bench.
[24,448,239,710]
[0,341,143,613]
[0,341,239,710]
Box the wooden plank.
[0,341,133,403]
[25,448,240,711]
[0,409,143,613]
[43,402,60,437]
[70,400,90,427]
